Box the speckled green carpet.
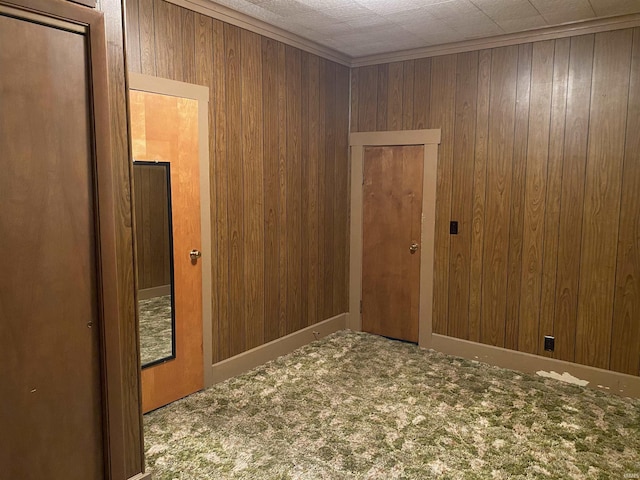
[144,331,640,479]
[139,295,173,365]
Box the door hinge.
[360,300,362,314]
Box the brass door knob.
[410,242,419,254]
[189,249,202,261]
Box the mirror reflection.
[134,161,176,368]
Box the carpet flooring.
[139,295,173,365]
[143,331,640,479]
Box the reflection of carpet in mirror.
[139,295,173,366]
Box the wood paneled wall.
[133,165,171,290]
[125,0,350,363]
[352,28,640,377]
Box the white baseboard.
[431,334,640,398]
[208,313,348,386]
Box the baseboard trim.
[209,313,348,385]
[138,285,170,300]
[128,473,152,480]
[431,334,640,398]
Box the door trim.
[349,130,441,348]
[128,73,213,388]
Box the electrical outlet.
[544,336,555,352]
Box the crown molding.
[164,0,352,67]
[351,13,640,67]
[160,2,640,70]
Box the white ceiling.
[210,0,640,57]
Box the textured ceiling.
[209,0,640,57]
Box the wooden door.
[129,90,204,413]
[362,145,424,343]
[0,0,127,478]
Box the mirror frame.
[134,160,177,369]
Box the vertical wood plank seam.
[572,42,596,362]
[535,40,560,351]
[609,39,635,370]
[136,1,144,74]
[447,54,465,338]
[149,0,157,75]
[239,35,246,344]
[466,51,481,338]
[472,50,493,343]
[481,51,493,344]
[224,27,234,356]
[547,39,571,342]
[212,25,219,362]
[151,1,158,76]
[261,43,267,342]
[508,45,533,350]
[502,50,523,348]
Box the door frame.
[349,130,441,348]
[128,73,213,388]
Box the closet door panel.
[0,8,105,480]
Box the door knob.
[409,242,419,254]
[189,249,202,261]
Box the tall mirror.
[134,161,176,368]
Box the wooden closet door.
[361,145,424,343]
[0,0,129,478]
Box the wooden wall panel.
[306,55,320,327]
[539,38,570,357]
[138,0,155,75]
[212,18,230,361]
[481,45,518,348]
[554,35,594,364]
[224,24,245,358]
[126,0,142,73]
[322,61,336,320]
[351,28,640,376]
[154,0,182,81]
[357,65,377,131]
[316,59,327,324]
[576,30,632,370]
[387,61,403,130]
[126,0,350,363]
[376,64,388,131]
[300,52,310,329]
[334,65,350,315]
[504,43,532,351]
[286,46,302,334]
[517,40,554,354]
[447,51,477,340]
[413,58,431,129]
[430,55,457,336]
[611,28,640,376]
[468,49,492,344]
[181,9,196,84]
[262,38,279,342]
[241,30,264,350]
[277,43,288,338]
[402,60,415,129]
